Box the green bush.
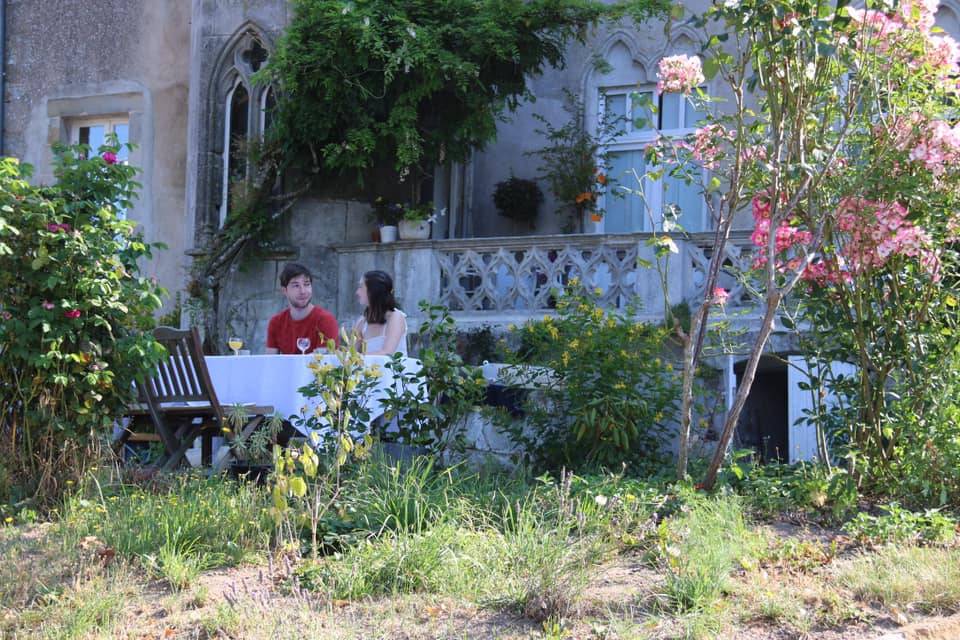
[382,302,486,451]
[504,282,680,473]
[0,144,166,504]
[729,457,858,521]
[843,503,957,547]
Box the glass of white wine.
[296,337,311,355]
[227,336,243,356]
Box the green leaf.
[289,476,307,498]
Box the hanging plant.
[492,176,544,228]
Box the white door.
[787,356,857,463]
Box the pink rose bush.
[656,55,705,95]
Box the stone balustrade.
[334,231,756,327]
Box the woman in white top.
[353,270,408,356]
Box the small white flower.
[594,494,608,507]
[407,26,417,39]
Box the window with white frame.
[69,116,130,162]
[599,87,707,233]
[69,116,131,219]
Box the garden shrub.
[0,143,165,504]
[504,282,680,474]
[382,302,486,452]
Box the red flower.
[64,309,81,319]
[101,151,118,165]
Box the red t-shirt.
[266,306,339,354]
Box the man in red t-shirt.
[265,263,339,354]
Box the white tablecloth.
[204,354,422,437]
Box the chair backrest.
[143,327,224,418]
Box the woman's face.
[355,278,369,307]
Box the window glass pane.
[80,125,106,152]
[631,91,655,131]
[113,123,130,162]
[605,150,647,233]
[604,93,627,123]
[229,84,250,182]
[262,88,276,133]
[684,95,705,128]
[660,94,682,130]
[663,162,705,232]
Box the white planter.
[380,225,398,243]
[398,219,431,240]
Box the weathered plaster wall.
[5,0,191,304]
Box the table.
[204,353,422,438]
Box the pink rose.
[0,310,11,320]
[42,300,55,310]
[64,309,81,319]
[711,287,730,306]
[101,151,118,165]
[46,223,60,232]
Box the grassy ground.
[2,459,959,640]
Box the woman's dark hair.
[363,270,399,324]
[280,262,312,287]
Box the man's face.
[282,274,312,309]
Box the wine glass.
[227,336,243,357]
[296,337,311,355]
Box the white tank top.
[361,309,408,356]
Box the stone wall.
[5,0,192,305]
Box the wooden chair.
[116,327,273,471]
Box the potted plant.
[493,176,544,228]
[371,196,403,243]
[398,202,436,240]
[227,407,284,484]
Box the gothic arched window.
[217,30,273,228]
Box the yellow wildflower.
[561,351,570,366]
[569,276,581,287]
[592,308,604,322]
[569,339,580,350]
[594,287,603,296]
[547,325,559,340]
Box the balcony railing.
[335,231,756,322]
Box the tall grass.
[58,473,271,569]
[839,546,960,614]
[296,462,654,620]
[658,493,761,613]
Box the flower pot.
[398,219,431,240]
[380,225,398,243]
[590,212,603,223]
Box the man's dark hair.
[280,262,312,288]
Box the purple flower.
[42,300,55,310]
[101,151,118,165]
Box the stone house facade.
[6,1,960,460]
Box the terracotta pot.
[380,225,398,243]
[398,219,431,240]
[590,212,603,223]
